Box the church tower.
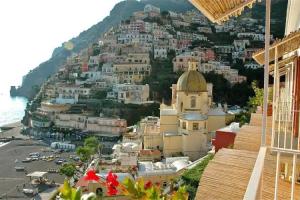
[175,61,209,115]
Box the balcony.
[196,113,300,200]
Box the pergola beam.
[253,30,300,65]
[188,0,256,24]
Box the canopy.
[188,0,256,24]
[253,30,300,66]
[26,171,48,178]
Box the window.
[182,122,186,129]
[180,102,183,112]
[193,123,199,130]
[191,96,196,108]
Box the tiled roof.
[233,114,272,152]
[196,148,257,200]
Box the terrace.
[188,0,300,199]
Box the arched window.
[182,122,186,130]
[191,96,196,108]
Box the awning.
[253,30,300,65]
[26,171,48,178]
[188,0,256,24]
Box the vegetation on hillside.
[181,154,214,199]
[59,163,77,178]
[76,137,100,162]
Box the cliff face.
[11,0,193,99]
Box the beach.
[0,124,75,200]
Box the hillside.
[11,0,287,99]
[11,0,193,98]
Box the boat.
[15,166,25,171]
[23,188,38,195]
[22,158,32,163]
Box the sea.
[0,90,27,128]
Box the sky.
[0,0,121,94]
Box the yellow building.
[143,61,227,161]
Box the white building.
[244,62,261,69]
[112,142,142,166]
[154,46,168,59]
[144,4,160,14]
[137,157,191,186]
[117,33,153,44]
[107,84,150,104]
[55,85,91,104]
[197,26,212,34]
[55,114,127,136]
[88,56,100,66]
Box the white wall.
[285,0,300,35]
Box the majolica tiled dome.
[177,62,207,93]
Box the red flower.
[106,171,119,196]
[107,186,118,196]
[84,169,99,182]
[144,181,152,190]
[106,171,119,187]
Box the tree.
[248,81,264,109]
[92,90,108,100]
[181,154,214,199]
[161,10,170,18]
[228,81,254,107]
[84,136,100,155]
[60,163,76,178]
[203,72,231,103]
[76,146,92,162]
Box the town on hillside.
[5,2,288,199]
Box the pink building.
[177,39,192,50]
[82,63,89,72]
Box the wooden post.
[262,0,271,146]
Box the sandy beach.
[0,139,74,199]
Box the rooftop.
[160,109,177,116]
[138,157,190,176]
[196,148,257,199]
[208,107,226,116]
[217,122,240,133]
[180,113,208,121]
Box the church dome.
[177,62,207,93]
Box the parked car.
[55,158,66,165]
